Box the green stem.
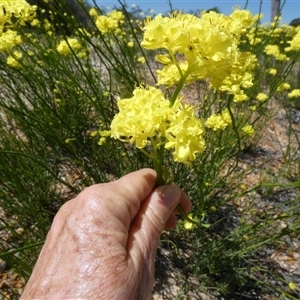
[226,94,242,174]
[169,51,184,77]
[153,59,195,220]
[151,137,203,227]
[153,141,165,186]
[177,205,199,226]
[139,148,154,160]
[0,241,45,258]
[169,68,191,107]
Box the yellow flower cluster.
[288,89,300,98]
[0,0,37,52]
[56,38,82,56]
[264,45,289,61]
[205,109,232,131]
[6,50,22,68]
[268,68,277,75]
[277,82,290,92]
[285,28,300,52]
[137,56,145,63]
[165,105,205,163]
[244,21,298,60]
[111,87,170,148]
[256,92,268,102]
[0,0,36,25]
[141,10,258,101]
[92,9,125,34]
[110,86,205,163]
[156,60,190,87]
[183,214,196,230]
[0,30,22,53]
[289,282,296,291]
[242,124,254,135]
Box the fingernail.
[161,185,181,208]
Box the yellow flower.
[240,184,247,190]
[96,15,118,34]
[0,0,36,51]
[127,41,134,47]
[98,137,106,146]
[109,10,266,163]
[100,130,111,137]
[264,45,289,61]
[30,19,40,26]
[89,8,98,18]
[165,104,206,163]
[90,131,98,137]
[137,56,146,63]
[288,282,296,291]
[108,10,125,23]
[155,54,172,64]
[43,19,52,31]
[288,89,300,98]
[96,10,124,34]
[205,114,227,131]
[233,91,249,103]
[0,30,22,52]
[213,51,257,97]
[242,124,254,135]
[256,92,268,101]
[156,61,188,87]
[228,9,260,35]
[56,38,82,55]
[111,86,205,164]
[268,68,277,75]
[277,82,291,92]
[141,10,257,95]
[110,86,171,149]
[141,14,187,52]
[210,206,217,212]
[183,214,195,230]
[205,109,232,131]
[7,51,23,68]
[0,0,37,26]
[285,29,300,51]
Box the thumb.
[127,184,182,263]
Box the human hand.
[21,168,191,299]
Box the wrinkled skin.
[21,169,191,300]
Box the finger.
[164,190,192,228]
[173,190,192,215]
[165,213,178,230]
[127,185,190,263]
[109,168,157,225]
[116,168,157,206]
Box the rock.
[288,109,300,124]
